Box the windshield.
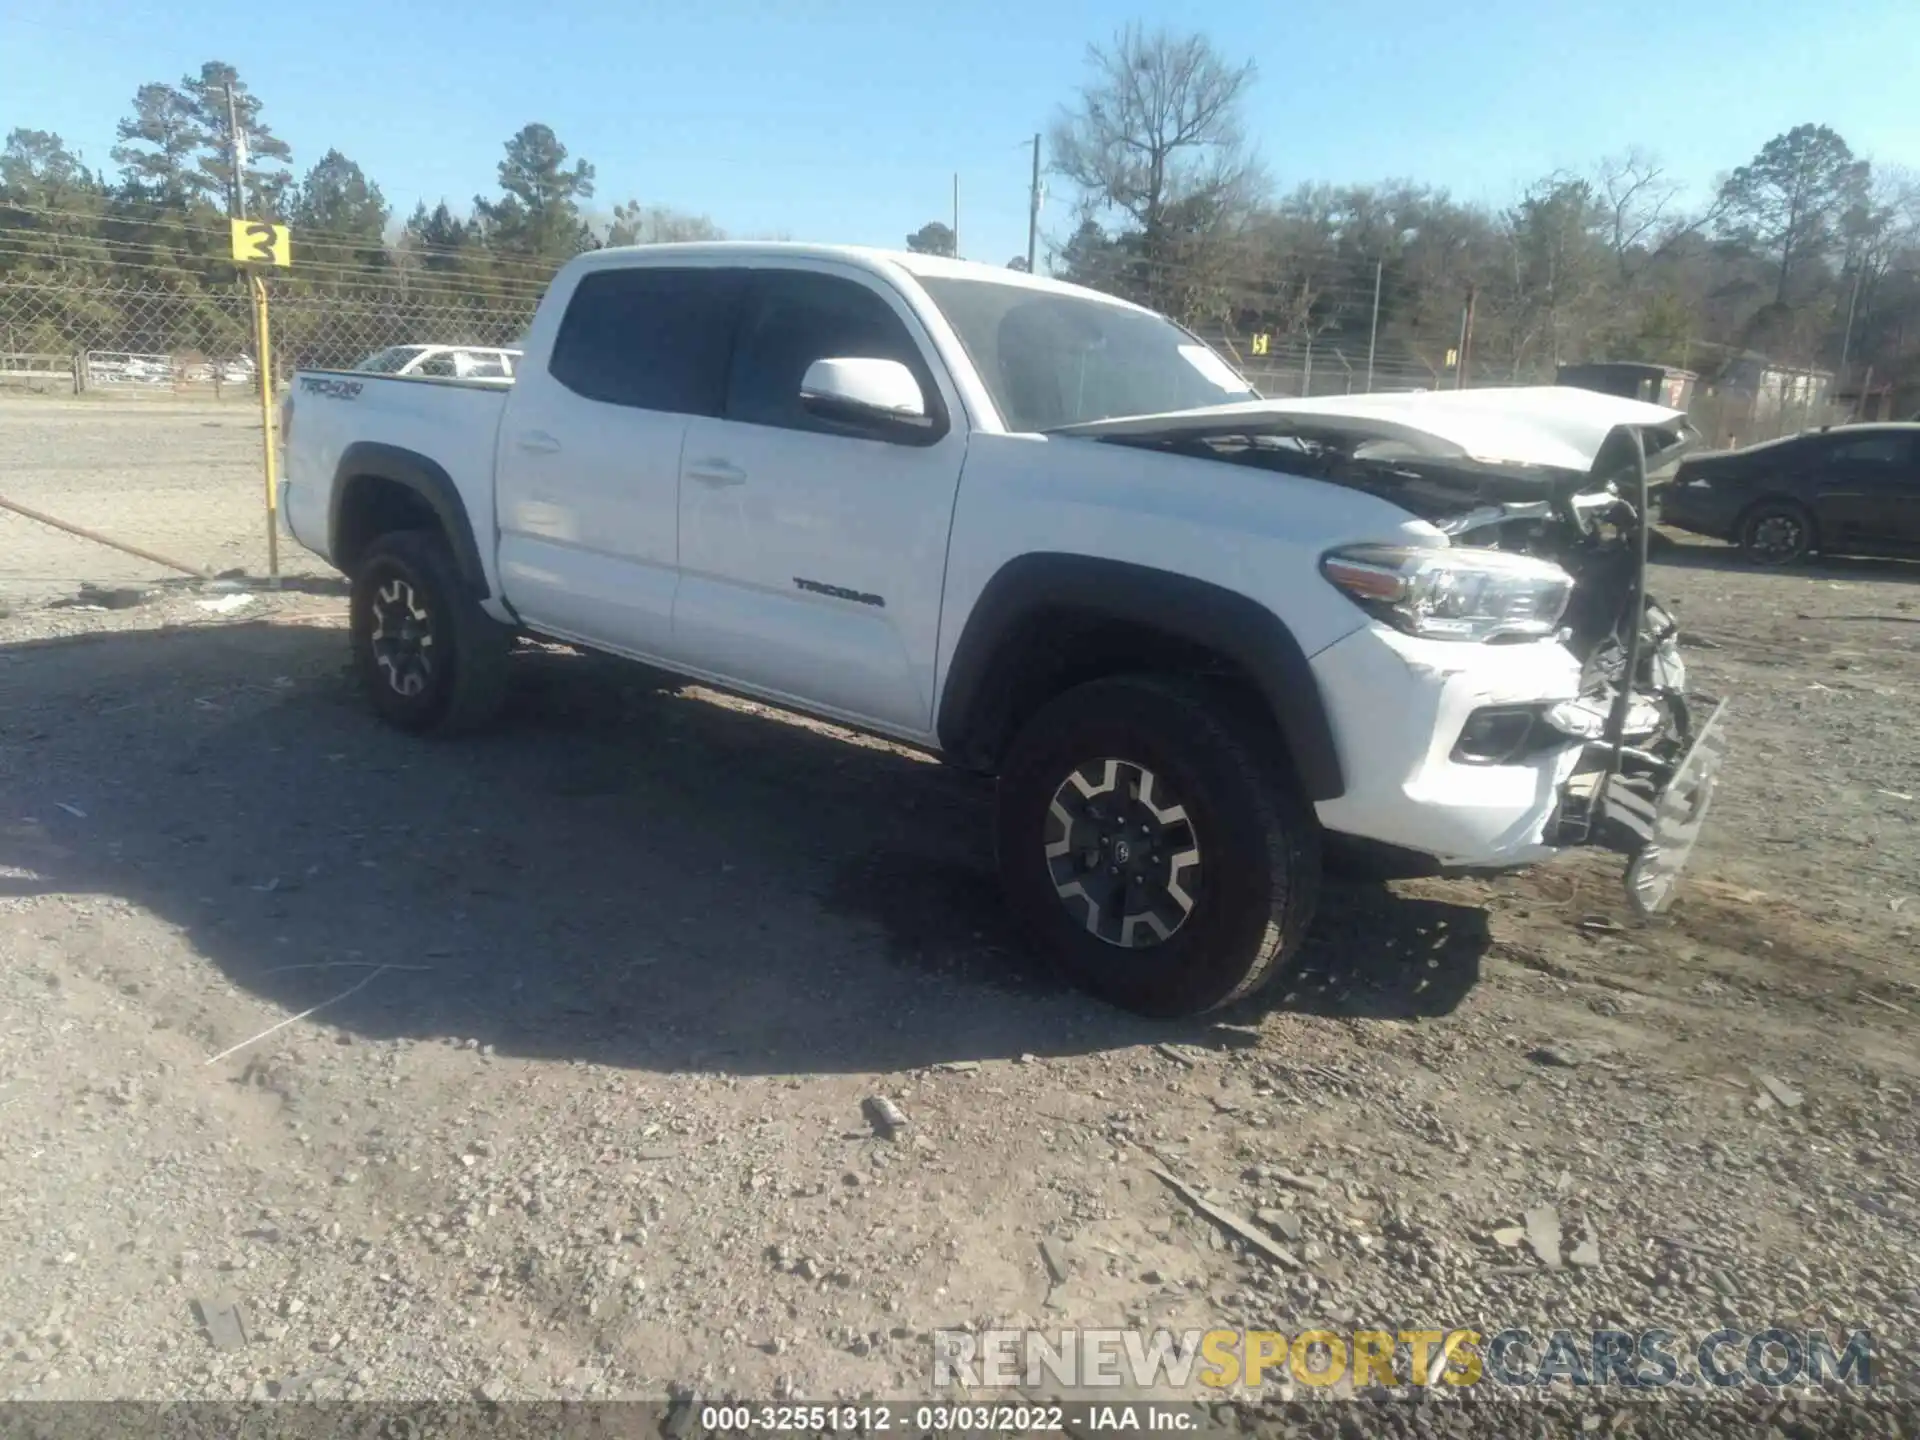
[356,345,426,374]
[918,276,1257,432]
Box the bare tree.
[1501,176,1610,368]
[1593,149,1713,279]
[1049,26,1260,308]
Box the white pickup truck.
[281,242,1725,1017]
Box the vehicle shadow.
[1651,531,1920,584]
[1262,885,1487,1021]
[44,573,353,609]
[0,619,1489,1078]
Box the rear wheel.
[994,675,1321,1017]
[349,529,511,735]
[1739,498,1814,565]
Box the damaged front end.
[1073,393,1728,915]
[1490,424,1730,918]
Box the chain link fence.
[1213,336,1538,397]
[0,269,1845,446]
[0,276,539,396]
[0,264,1856,606]
[1,275,1536,399]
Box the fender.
[936,552,1346,802]
[329,442,490,599]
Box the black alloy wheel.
[368,574,436,700]
[995,675,1321,1018]
[1739,500,1813,565]
[1044,757,1201,950]
[349,529,512,735]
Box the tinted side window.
[726,270,932,432]
[549,267,742,415]
[1830,435,1909,465]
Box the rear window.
[1829,434,1912,465]
[548,267,744,416]
[356,346,423,374]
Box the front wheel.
[349,529,511,735]
[994,675,1321,1018]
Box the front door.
[1812,431,1920,553]
[673,264,969,735]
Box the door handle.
[515,430,562,455]
[688,458,747,487]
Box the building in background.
[1556,362,1697,410]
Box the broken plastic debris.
[1523,1205,1563,1270]
[1754,1072,1803,1109]
[192,1294,250,1351]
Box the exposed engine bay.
[1078,398,1728,915]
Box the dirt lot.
[0,395,331,609]
[0,399,1916,1423]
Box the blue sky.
[5,0,1917,266]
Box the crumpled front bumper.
[1546,693,1729,916]
[1309,622,1590,867]
[1308,619,1725,908]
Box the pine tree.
[473,124,595,260]
[292,150,389,272]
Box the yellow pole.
[250,270,281,586]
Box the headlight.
[1543,695,1664,740]
[1320,543,1573,642]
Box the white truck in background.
[279,242,1724,1018]
[352,344,521,380]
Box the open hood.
[1050,385,1694,478]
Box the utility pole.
[1456,283,1477,390]
[1839,262,1865,374]
[225,82,279,586]
[1026,133,1042,274]
[222,84,249,219]
[1365,258,1382,393]
[952,173,960,260]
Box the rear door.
[673,263,969,735]
[1810,432,1920,552]
[493,263,745,656]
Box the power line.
[0,231,553,297]
[1,202,569,278]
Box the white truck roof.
[573,241,1152,310]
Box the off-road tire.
[994,674,1321,1018]
[1738,498,1815,566]
[349,529,511,735]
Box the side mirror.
[799,357,932,437]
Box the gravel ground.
[0,399,1916,1426]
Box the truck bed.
[281,369,512,574]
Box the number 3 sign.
[229,219,292,267]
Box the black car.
[1657,423,1920,564]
